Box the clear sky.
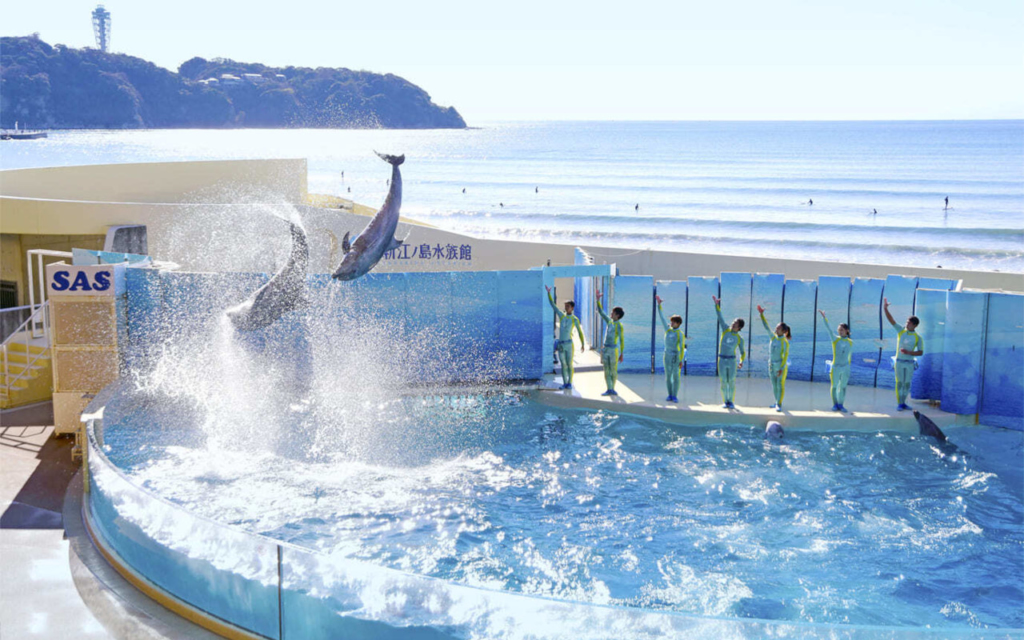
[4,0,1022,124]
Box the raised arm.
[712,295,728,331]
[882,297,899,330]
[596,291,611,323]
[819,310,837,340]
[656,295,669,331]
[757,305,773,336]
[545,285,564,319]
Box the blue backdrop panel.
[449,271,500,381]
[685,276,720,376]
[781,280,817,381]
[719,273,752,378]
[160,271,268,331]
[653,280,687,374]
[980,293,1024,430]
[125,268,163,351]
[574,277,594,348]
[497,270,544,380]
[878,275,919,390]
[402,273,453,381]
[911,288,948,401]
[613,276,655,373]
[813,276,852,382]
[848,278,885,387]
[941,291,989,415]
[749,274,785,380]
[917,277,957,291]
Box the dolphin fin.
[342,231,352,255]
[374,151,406,166]
[386,237,404,252]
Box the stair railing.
[0,301,51,401]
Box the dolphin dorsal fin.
[342,231,352,254]
[386,237,404,252]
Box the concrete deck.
[0,402,216,640]
[532,351,965,433]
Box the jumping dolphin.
[226,212,309,332]
[912,410,948,443]
[332,152,405,281]
[765,421,785,440]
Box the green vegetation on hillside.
[0,35,466,129]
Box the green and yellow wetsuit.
[597,298,625,393]
[821,315,853,408]
[715,304,746,405]
[759,311,789,408]
[657,303,685,400]
[547,290,585,387]
[891,319,923,407]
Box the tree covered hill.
[0,35,466,129]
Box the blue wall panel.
[497,270,544,380]
[653,280,687,374]
[848,278,884,387]
[748,274,785,380]
[685,277,720,376]
[449,271,500,381]
[719,273,752,378]
[980,293,1024,430]
[614,275,655,373]
[911,288,947,401]
[813,276,852,382]
[781,280,817,381]
[878,275,919,390]
[941,291,989,415]
[917,277,957,291]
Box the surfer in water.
[635,203,639,212]
[807,198,814,206]
[945,196,949,209]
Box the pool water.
[101,391,1024,630]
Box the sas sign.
[46,264,120,297]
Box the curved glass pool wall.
[87,384,1007,640]
[572,249,1024,430]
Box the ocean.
[2,120,1021,272]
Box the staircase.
[0,304,53,410]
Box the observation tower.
[92,4,111,52]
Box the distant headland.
[0,35,467,130]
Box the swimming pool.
[87,382,1023,638]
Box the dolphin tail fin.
[342,231,352,255]
[374,151,406,166]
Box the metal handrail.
[26,249,73,339]
[0,301,51,399]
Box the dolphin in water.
[913,410,948,443]
[226,212,309,332]
[332,152,406,281]
[765,421,785,440]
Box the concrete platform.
[0,402,217,640]
[532,351,966,433]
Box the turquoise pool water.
[99,391,1023,631]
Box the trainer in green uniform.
[818,310,853,412]
[546,285,586,390]
[655,295,685,403]
[883,297,924,411]
[756,305,790,412]
[712,295,746,409]
[595,290,625,396]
